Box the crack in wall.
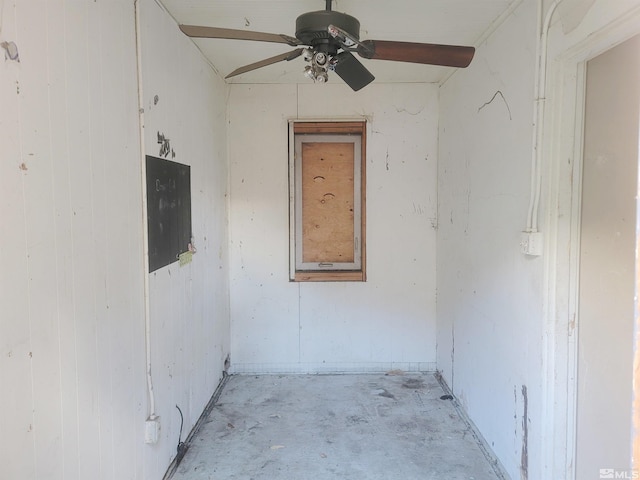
[478,90,512,120]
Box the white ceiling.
[159,0,516,85]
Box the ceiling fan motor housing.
[295,10,360,53]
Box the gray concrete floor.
[170,373,506,480]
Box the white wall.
[0,0,230,478]
[437,1,542,478]
[0,2,146,478]
[138,0,230,476]
[438,0,640,479]
[228,83,438,374]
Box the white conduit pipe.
[527,0,563,233]
[134,0,156,420]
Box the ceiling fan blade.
[226,48,305,79]
[357,40,474,68]
[179,25,301,47]
[333,52,375,92]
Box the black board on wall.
[146,155,192,273]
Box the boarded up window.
[289,121,366,282]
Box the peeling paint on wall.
[157,131,175,158]
[1,41,20,62]
[521,385,528,480]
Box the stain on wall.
[521,385,528,480]
[1,40,20,62]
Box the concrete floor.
[170,373,506,480]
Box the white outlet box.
[145,416,160,444]
[520,231,543,256]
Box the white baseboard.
[229,361,437,375]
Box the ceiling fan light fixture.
[303,65,316,80]
[303,54,330,84]
[313,51,328,67]
[302,48,314,61]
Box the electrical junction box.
[145,416,160,444]
[520,231,543,256]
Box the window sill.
[293,271,366,282]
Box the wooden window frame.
[289,120,367,282]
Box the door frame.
[541,6,640,479]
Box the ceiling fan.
[179,0,475,92]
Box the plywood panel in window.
[301,142,355,263]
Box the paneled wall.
[438,0,640,478]
[137,0,230,476]
[0,1,146,478]
[228,83,438,374]
[0,0,230,478]
[437,1,541,478]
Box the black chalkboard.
[146,156,192,272]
